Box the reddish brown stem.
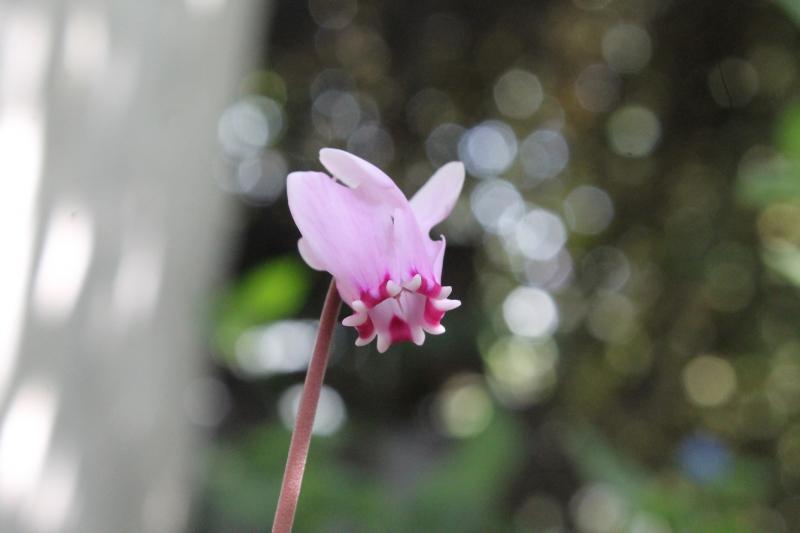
[271,279,341,533]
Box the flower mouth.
[342,274,460,352]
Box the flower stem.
[271,278,341,533]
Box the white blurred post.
[0,0,265,531]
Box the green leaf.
[736,159,800,207]
[405,413,521,532]
[205,425,386,533]
[779,102,800,157]
[562,424,649,500]
[763,241,800,287]
[736,104,800,207]
[215,256,311,362]
[774,0,800,29]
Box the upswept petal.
[410,161,465,233]
[287,171,392,303]
[319,148,407,209]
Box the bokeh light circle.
[564,185,614,235]
[520,129,570,183]
[425,123,466,167]
[458,120,518,177]
[606,105,661,158]
[470,178,525,234]
[682,355,737,407]
[602,23,652,74]
[279,384,346,436]
[347,123,395,167]
[217,96,284,157]
[513,209,567,261]
[484,336,558,407]
[312,89,361,139]
[570,483,627,533]
[434,374,494,438]
[708,57,759,108]
[503,286,559,338]
[493,69,544,119]
[587,292,637,343]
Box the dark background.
[199,0,800,530]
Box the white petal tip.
[354,332,376,347]
[411,327,425,346]
[432,298,461,312]
[376,335,390,353]
[351,299,367,313]
[403,274,422,292]
[342,313,367,327]
[425,324,446,335]
[438,286,453,298]
[386,280,401,297]
[319,149,360,187]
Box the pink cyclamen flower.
[287,149,464,353]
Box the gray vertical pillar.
[0,0,265,531]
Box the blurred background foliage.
[197,0,800,531]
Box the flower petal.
[289,149,463,351]
[297,238,326,271]
[319,148,407,209]
[368,298,403,353]
[287,171,392,303]
[392,206,434,281]
[431,236,446,283]
[410,161,465,233]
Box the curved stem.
[271,278,341,533]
